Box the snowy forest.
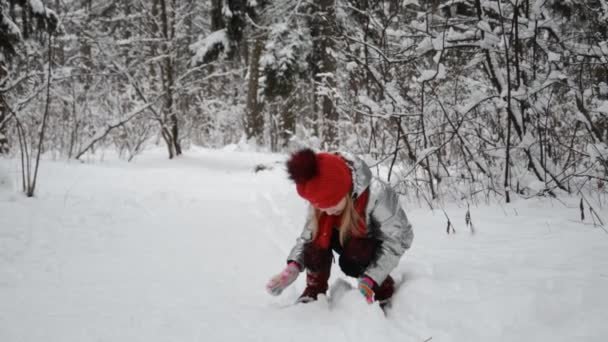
[1,0,607,202]
[2,2,608,340]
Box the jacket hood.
[336,151,372,198]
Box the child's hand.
[358,276,375,304]
[266,262,301,296]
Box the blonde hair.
[309,195,366,246]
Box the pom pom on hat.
[286,148,318,184]
[286,149,352,208]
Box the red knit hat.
[286,149,352,208]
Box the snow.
[385,28,407,39]
[601,41,608,55]
[116,39,134,46]
[595,101,608,114]
[190,29,229,65]
[532,0,545,18]
[28,0,46,14]
[481,1,500,15]
[600,82,608,96]
[464,53,484,70]
[401,0,419,7]
[548,51,561,62]
[1,148,608,342]
[587,143,608,161]
[511,101,524,130]
[547,70,567,81]
[28,0,58,20]
[457,93,490,115]
[1,13,21,38]
[518,131,536,149]
[221,2,233,18]
[417,64,446,83]
[260,23,309,77]
[575,111,589,124]
[477,21,492,33]
[260,53,276,68]
[432,33,447,50]
[480,31,501,49]
[346,61,358,71]
[601,0,608,21]
[358,94,381,114]
[416,37,434,55]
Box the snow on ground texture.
[1,148,607,342]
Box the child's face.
[316,196,347,216]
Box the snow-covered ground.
[1,147,607,342]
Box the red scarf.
[314,189,370,249]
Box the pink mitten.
[266,262,301,296]
[358,276,375,304]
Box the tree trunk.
[0,41,6,153]
[498,0,513,202]
[211,0,224,30]
[160,0,181,157]
[313,0,338,148]
[21,1,29,40]
[245,37,265,144]
[0,62,7,153]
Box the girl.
[266,149,414,305]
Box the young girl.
[266,148,414,305]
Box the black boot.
[297,268,331,303]
[374,275,395,309]
[298,245,332,303]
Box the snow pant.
[300,230,394,302]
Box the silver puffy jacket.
[287,152,414,285]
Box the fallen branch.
[75,103,153,160]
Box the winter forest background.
[1,0,607,205]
